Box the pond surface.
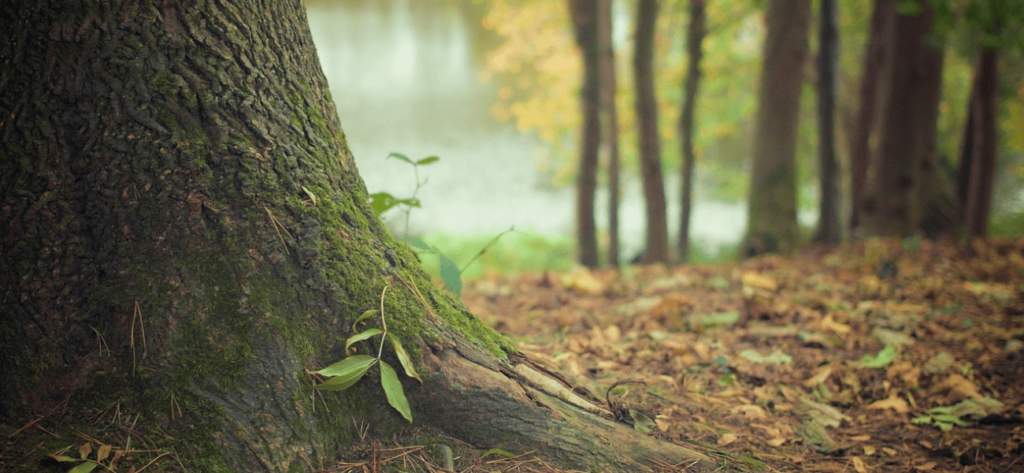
[305,0,749,257]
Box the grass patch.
[410,231,573,280]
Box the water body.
[305,0,750,257]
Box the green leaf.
[856,345,899,369]
[387,152,414,165]
[438,252,462,297]
[416,156,440,165]
[345,329,383,353]
[315,355,377,391]
[481,448,516,459]
[50,455,79,463]
[369,192,399,215]
[379,360,412,422]
[68,462,99,473]
[405,237,432,251]
[387,333,422,383]
[629,409,656,434]
[352,309,378,327]
[394,197,421,209]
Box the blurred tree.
[951,0,1024,238]
[598,0,622,265]
[635,0,670,263]
[569,0,602,267]
[678,0,708,262]
[744,0,810,255]
[965,47,999,238]
[0,0,713,469]
[815,0,841,244]
[848,0,892,233]
[862,2,944,237]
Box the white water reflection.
[305,0,751,258]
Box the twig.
[377,286,389,359]
[263,205,292,254]
[394,271,436,319]
[460,225,515,273]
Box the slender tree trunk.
[0,1,712,470]
[849,0,892,232]
[743,0,810,256]
[965,47,1000,239]
[861,3,944,237]
[815,0,841,244]
[634,0,670,263]
[598,0,621,266]
[679,0,707,262]
[956,89,976,223]
[570,0,602,268]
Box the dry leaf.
[717,433,738,446]
[866,394,910,413]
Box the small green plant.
[911,397,1004,431]
[368,152,511,298]
[369,152,438,238]
[313,287,422,422]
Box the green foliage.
[855,345,899,369]
[368,152,438,237]
[313,291,422,422]
[911,397,1004,431]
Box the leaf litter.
[458,237,1024,472]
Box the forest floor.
[6,237,1022,473]
[337,237,1023,472]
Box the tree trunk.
[814,0,841,244]
[861,3,944,237]
[0,1,712,471]
[679,0,707,262]
[570,0,602,268]
[598,0,621,266]
[956,89,976,223]
[634,0,670,263]
[848,0,892,232]
[743,0,810,256]
[965,47,1000,239]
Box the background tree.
[679,0,708,262]
[635,0,670,263]
[964,47,999,238]
[955,0,1024,239]
[849,0,893,233]
[743,0,811,255]
[598,0,621,265]
[815,0,841,244]
[569,0,602,267]
[0,0,711,470]
[861,2,945,237]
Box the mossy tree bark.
[0,0,711,471]
[743,0,810,256]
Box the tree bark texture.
[678,0,706,262]
[848,0,892,232]
[744,0,810,256]
[814,0,841,244]
[965,47,999,239]
[634,0,670,263]
[861,3,944,237]
[0,1,712,470]
[570,0,601,268]
[598,0,621,266]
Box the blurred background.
[304,0,1024,276]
